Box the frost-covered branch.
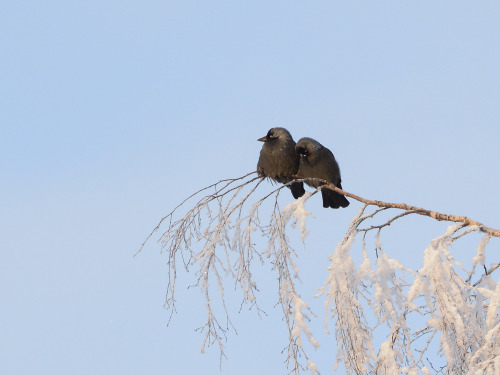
[139,172,319,372]
[265,193,319,374]
[317,193,500,374]
[139,172,500,374]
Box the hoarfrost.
[141,174,500,374]
[282,192,314,243]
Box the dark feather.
[296,137,349,209]
[257,127,305,199]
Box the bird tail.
[290,181,305,199]
[321,188,350,209]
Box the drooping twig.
[139,172,499,375]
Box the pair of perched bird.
[257,128,349,209]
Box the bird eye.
[267,130,274,138]
[297,147,308,156]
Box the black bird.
[295,137,349,209]
[257,128,305,199]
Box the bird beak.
[257,136,268,142]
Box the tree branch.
[139,172,499,375]
[319,182,500,238]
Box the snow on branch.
[138,172,319,373]
[139,172,500,374]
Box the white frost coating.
[472,234,490,268]
[427,317,440,328]
[408,224,462,306]
[320,229,375,373]
[486,279,500,329]
[406,223,494,373]
[358,247,374,281]
[373,251,405,324]
[404,368,420,375]
[266,202,320,373]
[157,171,500,374]
[371,250,412,373]
[282,192,313,243]
[375,231,382,249]
[399,367,419,375]
[306,359,318,374]
[376,340,400,375]
[468,324,500,374]
[290,288,320,349]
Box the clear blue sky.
[2,2,499,374]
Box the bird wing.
[315,148,341,186]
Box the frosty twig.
[140,172,500,374]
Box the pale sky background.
[2,2,500,374]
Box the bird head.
[258,127,293,142]
[296,146,309,159]
[296,137,322,161]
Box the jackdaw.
[295,137,349,209]
[257,127,305,199]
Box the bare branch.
[327,182,500,238]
